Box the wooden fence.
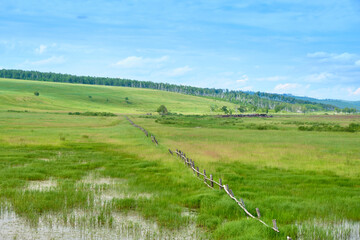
[171,149,280,233]
[126,116,290,237]
[125,116,158,145]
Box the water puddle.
[0,205,204,240]
[79,174,153,202]
[1,173,205,239]
[297,219,360,240]
[27,179,57,191]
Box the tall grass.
[0,81,359,239]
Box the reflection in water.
[297,219,360,240]
[0,205,204,240]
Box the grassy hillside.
[0,78,236,114]
[0,69,338,112]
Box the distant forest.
[0,69,344,113]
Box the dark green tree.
[221,106,229,114]
[275,104,284,113]
[34,91,39,96]
[157,105,168,115]
[238,106,246,113]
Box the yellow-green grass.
[135,115,360,178]
[0,78,236,114]
[1,111,359,239]
[133,114,360,238]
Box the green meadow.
[0,78,236,114]
[0,78,359,239]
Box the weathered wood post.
[203,169,206,182]
[219,178,223,189]
[272,219,278,231]
[229,189,234,197]
[225,184,229,193]
[210,174,214,188]
[240,198,245,207]
[196,167,199,177]
[256,208,261,218]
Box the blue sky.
[1,0,360,100]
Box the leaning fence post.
[203,169,206,182]
[210,174,213,188]
[256,208,261,218]
[229,189,234,197]
[272,219,278,231]
[240,198,245,207]
[219,178,223,189]
[196,167,199,177]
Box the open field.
[0,79,359,239]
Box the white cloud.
[115,56,168,68]
[115,56,143,68]
[348,87,360,96]
[354,88,360,95]
[304,72,333,83]
[274,83,300,91]
[240,86,253,91]
[236,74,248,83]
[355,60,360,66]
[26,56,65,65]
[307,52,329,58]
[35,44,47,54]
[163,66,192,77]
[307,52,356,62]
[256,76,287,82]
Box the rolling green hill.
[0,78,236,114]
[0,69,339,112]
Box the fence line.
[173,149,279,233]
[125,116,158,145]
[125,116,283,235]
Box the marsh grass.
[0,86,359,239]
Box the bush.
[156,105,168,115]
[34,91,39,96]
[298,123,360,132]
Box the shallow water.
[1,173,204,240]
[297,219,360,240]
[0,206,203,240]
[27,179,57,191]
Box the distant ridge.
[284,95,360,111]
[0,69,344,113]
